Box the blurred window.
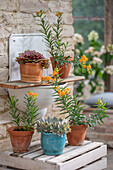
[72,0,104,48]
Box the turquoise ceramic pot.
[41,132,66,155]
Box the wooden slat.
[35,140,91,162]
[23,150,43,159]
[80,157,107,170]
[57,145,107,170]
[0,153,58,170]
[0,76,85,89]
[0,167,15,170]
[47,142,104,164]
[0,140,107,170]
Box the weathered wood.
[35,140,91,162]
[0,140,107,170]
[104,0,113,91]
[0,153,57,170]
[80,157,107,170]
[0,167,15,170]
[47,142,103,164]
[0,76,85,89]
[58,145,107,170]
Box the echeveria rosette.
[37,117,71,137]
[16,50,49,69]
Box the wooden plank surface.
[35,140,91,162]
[0,153,58,170]
[0,140,107,170]
[0,76,85,89]
[58,145,107,170]
[47,142,104,164]
[81,157,107,170]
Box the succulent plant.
[16,50,49,69]
[37,117,71,137]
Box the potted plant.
[54,70,109,145]
[37,117,71,155]
[7,91,39,153]
[34,10,76,78]
[16,50,49,82]
[42,67,109,146]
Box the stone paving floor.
[105,147,113,170]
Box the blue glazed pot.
[41,132,66,155]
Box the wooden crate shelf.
[0,140,107,170]
[0,76,84,89]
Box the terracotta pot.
[50,57,73,78]
[20,63,43,83]
[67,124,88,146]
[8,126,34,153]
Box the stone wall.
[0,0,74,151]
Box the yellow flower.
[58,89,61,93]
[81,55,88,61]
[87,64,91,70]
[28,92,33,96]
[28,92,38,97]
[55,86,59,90]
[33,93,38,97]
[83,65,87,69]
[45,76,51,81]
[79,59,82,63]
[61,90,65,96]
[53,71,57,77]
[36,11,40,14]
[64,88,70,94]
[96,99,103,105]
[41,76,45,81]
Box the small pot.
[8,126,34,153]
[20,62,43,83]
[50,57,73,78]
[67,124,88,146]
[41,132,66,155]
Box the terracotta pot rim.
[20,62,42,65]
[8,126,34,135]
[50,56,73,60]
[70,124,88,129]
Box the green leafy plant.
[37,117,71,137]
[16,50,49,69]
[73,31,113,94]
[33,10,77,67]
[7,91,39,131]
[52,69,109,129]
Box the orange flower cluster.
[56,12,63,16]
[28,92,38,97]
[56,87,70,97]
[41,76,55,83]
[79,55,93,75]
[41,68,61,84]
[36,11,40,14]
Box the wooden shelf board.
[0,76,85,89]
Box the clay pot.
[67,124,88,146]
[20,63,43,83]
[50,57,73,78]
[8,126,34,153]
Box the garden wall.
[0,0,74,151]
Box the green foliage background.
[72,0,104,48]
